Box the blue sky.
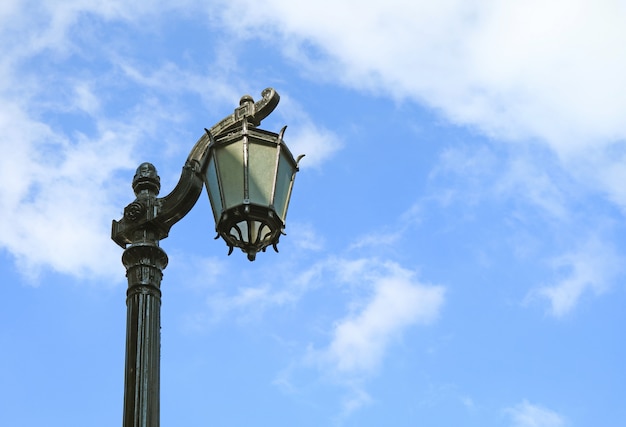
[1,1,625,426]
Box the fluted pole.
[120,163,167,427]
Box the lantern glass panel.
[248,141,277,207]
[215,141,244,210]
[204,154,222,222]
[274,148,296,221]
[230,219,271,244]
[229,222,244,242]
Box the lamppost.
[111,88,302,427]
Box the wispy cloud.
[528,236,623,317]
[0,3,341,282]
[311,260,444,374]
[430,143,571,220]
[274,95,343,169]
[299,258,445,414]
[424,140,626,316]
[213,0,626,225]
[286,222,326,252]
[216,0,626,154]
[180,253,444,414]
[0,1,184,60]
[0,99,156,281]
[0,3,189,281]
[349,204,422,252]
[505,400,565,427]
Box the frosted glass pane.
[230,220,272,244]
[248,142,277,206]
[274,149,296,221]
[229,224,244,242]
[204,154,222,222]
[232,220,256,244]
[215,142,244,209]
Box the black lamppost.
[111,88,302,427]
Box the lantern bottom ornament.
[216,203,285,261]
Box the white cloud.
[261,257,444,416]
[587,148,626,215]
[0,100,151,281]
[207,284,299,323]
[183,255,444,378]
[430,143,572,221]
[250,0,626,223]
[72,82,101,115]
[169,253,227,291]
[283,121,340,169]
[461,396,475,410]
[215,0,626,183]
[339,386,373,418]
[273,95,343,169]
[182,256,314,327]
[506,400,565,427]
[0,3,174,281]
[528,236,623,317]
[117,60,215,99]
[349,204,423,252]
[427,144,498,209]
[0,1,343,282]
[428,142,624,316]
[0,15,202,281]
[306,259,445,417]
[349,230,404,252]
[286,222,325,252]
[310,260,445,375]
[495,156,570,221]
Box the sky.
[1,1,625,426]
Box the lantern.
[203,117,302,261]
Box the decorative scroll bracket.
[186,87,280,169]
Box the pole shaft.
[122,235,168,427]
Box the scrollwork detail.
[124,201,146,222]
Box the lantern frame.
[203,119,300,260]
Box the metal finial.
[132,162,161,196]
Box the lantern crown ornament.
[112,88,303,261]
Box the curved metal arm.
[112,88,281,248]
[111,160,205,247]
[156,159,205,232]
